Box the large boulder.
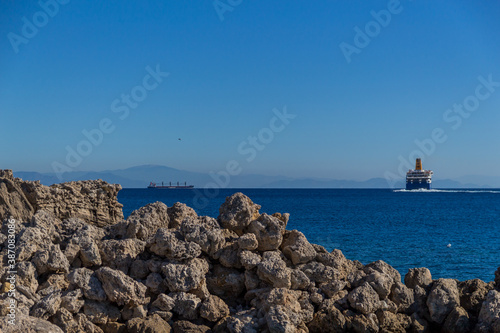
[308,301,346,333]
[281,230,317,265]
[100,239,146,274]
[95,267,148,306]
[478,290,500,330]
[376,310,412,333]
[218,193,261,233]
[347,283,381,315]
[147,228,201,260]
[389,282,415,313]
[426,279,460,324]
[0,170,35,224]
[20,178,123,227]
[458,279,492,314]
[315,248,356,279]
[167,202,198,229]
[32,244,70,275]
[30,290,62,320]
[442,306,470,333]
[169,292,202,320]
[0,313,64,332]
[257,251,292,288]
[15,227,52,262]
[66,235,102,267]
[180,216,226,257]
[199,294,230,322]
[405,268,432,289]
[83,300,121,325]
[161,258,209,293]
[67,267,107,302]
[127,314,171,333]
[124,202,170,240]
[247,213,288,251]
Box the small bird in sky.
[178,138,182,141]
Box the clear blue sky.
[1,0,500,180]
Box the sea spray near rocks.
[0,170,499,332]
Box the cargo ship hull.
[148,185,194,189]
[148,182,194,189]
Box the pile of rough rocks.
[0,171,499,333]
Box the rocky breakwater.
[0,172,499,332]
[0,170,123,227]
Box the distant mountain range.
[12,165,492,189]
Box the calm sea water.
[118,188,500,282]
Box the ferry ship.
[406,158,433,190]
[147,181,194,189]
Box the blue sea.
[118,188,500,282]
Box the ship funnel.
[415,158,423,171]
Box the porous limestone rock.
[238,233,258,251]
[181,216,226,257]
[30,290,62,320]
[161,258,209,293]
[83,300,121,324]
[168,202,198,229]
[389,281,415,313]
[95,267,148,306]
[100,238,146,274]
[348,283,381,315]
[426,278,460,324]
[0,313,64,332]
[20,179,123,227]
[200,294,230,322]
[151,293,175,312]
[442,306,470,333]
[405,267,433,289]
[60,289,84,313]
[218,192,261,233]
[239,250,262,270]
[247,213,287,251]
[257,251,292,288]
[478,290,500,330]
[16,226,52,262]
[124,202,170,240]
[0,169,35,223]
[127,313,171,333]
[172,320,210,333]
[67,267,107,302]
[32,244,70,275]
[169,291,202,320]
[308,301,346,333]
[147,228,201,260]
[281,230,317,265]
[29,210,61,240]
[67,235,102,267]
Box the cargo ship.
[406,158,433,190]
[147,181,194,189]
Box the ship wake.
[394,189,500,193]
